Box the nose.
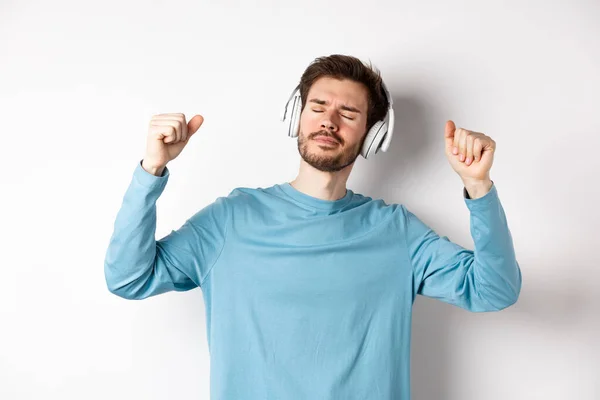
[320,112,338,132]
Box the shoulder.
[345,191,406,225]
[211,185,283,215]
[350,190,403,211]
[224,185,274,205]
[185,186,275,228]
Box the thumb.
[444,120,456,151]
[187,115,205,137]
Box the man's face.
[297,76,369,172]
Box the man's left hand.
[444,120,496,184]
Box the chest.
[212,233,413,309]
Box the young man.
[104,54,522,399]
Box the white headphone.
[280,80,395,159]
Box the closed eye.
[312,109,354,120]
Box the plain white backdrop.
[1,0,598,399]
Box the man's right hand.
[142,113,204,176]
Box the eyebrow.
[308,98,362,114]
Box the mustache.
[310,130,342,144]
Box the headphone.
[280,80,395,159]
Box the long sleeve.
[104,160,230,300]
[403,182,522,312]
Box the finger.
[155,113,185,118]
[150,124,177,144]
[179,117,188,142]
[187,115,205,135]
[458,129,471,162]
[153,119,183,143]
[444,120,456,153]
[473,137,483,162]
[153,114,186,142]
[459,130,469,162]
[453,128,463,155]
[466,134,474,165]
[181,117,188,142]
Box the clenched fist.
[142,113,204,176]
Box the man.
[104,54,522,399]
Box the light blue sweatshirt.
[104,160,522,400]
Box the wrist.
[141,159,166,177]
[462,178,493,200]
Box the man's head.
[296,54,390,172]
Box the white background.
[1,0,599,399]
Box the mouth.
[313,136,339,146]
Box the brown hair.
[298,54,389,134]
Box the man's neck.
[288,160,353,201]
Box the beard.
[297,129,363,172]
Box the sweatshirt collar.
[277,182,354,212]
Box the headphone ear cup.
[290,95,302,138]
[361,120,388,159]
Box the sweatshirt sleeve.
[104,160,230,300]
[402,182,522,312]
